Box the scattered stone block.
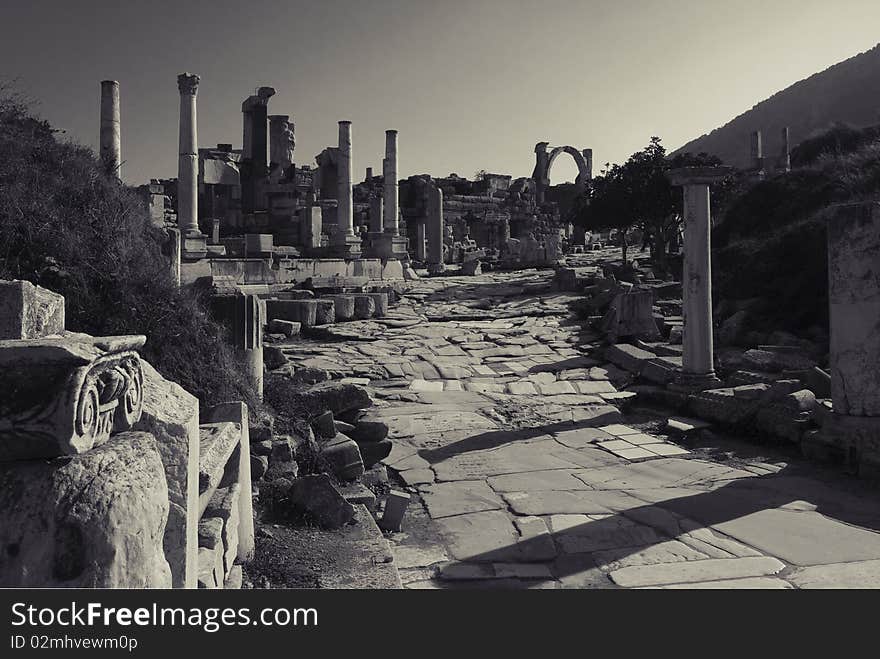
[605,343,657,375]
[197,422,241,514]
[379,490,411,532]
[289,474,356,530]
[267,319,301,337]
[314,300,335,326]
[320,433,365,481]
[263,345,288,370]
[0,279,65,339]
[250,454,268,480]
[354,295,376,320]
[266,299,318,327]
[367,292,389,317]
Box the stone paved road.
[281,261,880,589]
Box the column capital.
[667,166,733,186]
[385,129,398,135]
[177,73,200,96]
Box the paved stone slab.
[392,545,451,569]
[433,442,583,481]
[592,540,709,571]
[647,577,793,589]
[421,480,505,519]
[608,556,786,588]
[708,509,880,567]
[788,560,880,588]
[503,489,643,515]
[435,510,520,562]
[598,424,641,437]
[487,469,592,492]
[575,459,754,491]
[553,554,614,589]
[553,427,615,448]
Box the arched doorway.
[532,142,593,204]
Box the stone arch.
[532,142,592,204]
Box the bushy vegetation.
[0,88,260,412]
[713,123,880,333]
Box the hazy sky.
[3,0,879,186]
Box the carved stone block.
[0,334,145,461]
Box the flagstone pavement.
[281,263,880,589]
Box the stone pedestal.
[177,73,206,258]
[210,294,264,400]
[99,80,121,177]
[668,167,732,391]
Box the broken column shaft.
[99,80,121,177]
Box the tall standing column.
[750,130,764,174]
[668,167,731,390]
[383,130,399,234]
[337,121,354,235]
[99,80,121,177]
[177,73,200,236]
[779,126,791,172]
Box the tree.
[574,137,734,270]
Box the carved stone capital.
[177,73,201,96]
[0,334,146,461]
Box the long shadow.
[418,415,618,464]
[440,465,880,585]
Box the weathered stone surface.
[354,295,376,319]
[198,422,241,514]
[204,484,241,576]
[267,319,301,337]
[608,556,785,588]
[134,360,199,589]
[0,432,172,588]
[379,489,411,532]
[0,279,65,339]
[605,343,656,375]
[368,292,389,317]
[320,433,365,481]
[435,510,520,562]
[788,560,880,588]
[265,377,373,419]
[827,202,880,416]
[289,474,355,529]
[314,300,335,326]
[421,480,506,519]
[263,346,288,370]
[266,299,318,327]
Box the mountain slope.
[672,44,880,168]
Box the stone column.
[177,73,201,237]
[369,195,383,233]
[99,80,121,177]
[241,87,275,214]
[750,130,764,173]
[426,183,445,274]
[337,121,353,235]
[668,167,732,389]
[332,121,361,257]
[779,126,791,172]
[383,130,399,234]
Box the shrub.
[0,88,260,413]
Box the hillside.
[672,43,880,168]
